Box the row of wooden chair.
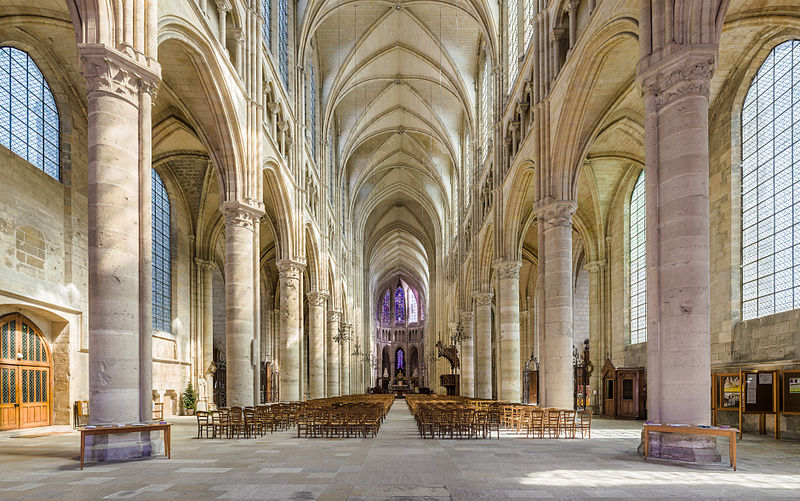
[195,404,300,439]
[502,405,592,439]
[296,404,384,438]
[413,404,502,439]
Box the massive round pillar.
[278,260,304,401]
[473,291,493,399]
[223,202,261,407]
[327,310,341,397]
[494,260,522,402]
[536,200,576,409]
[459,311,475,398]
[306,291,327,399]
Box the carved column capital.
[215,0,232,12]
[328,310,342,322]
[194,258,216,271]
[231,28,246,45]
[460,311,474,322]
[640,50,715,110]
[493,259,521,280]
[472,291,494,306]
[277,259,306,280]
[306,291,329,306]
[222,201,263,230]
[533,197,577,228]
[79,44,161,106]
[584,259,607,273]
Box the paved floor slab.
[0,401,799,499]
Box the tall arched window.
[629,171,646,344]
[152,170,171,333]
[308,61,317,159]
[464,131,472,207]
[381,289,391,325]
[394,287,405,324]
[742,40,800,320]
[407,290,418,324]
[328,129,334,205]
[480,56,491,162]
[524,1,536,50]
[277,0,289,88]
[507,0,519,93]
[262,0,271,50]
[0,47,59,180]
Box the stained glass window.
[152,169,171,333]
[278,0,289,88]
[741,40,800,320]
[382,289,391,325]
[507,0,519,93]
[629,171,646,344]
[395,287,405,324]
[396,348,405,371]
[262,0,271,51]
[0,47,59,180]
[408,291,418,324]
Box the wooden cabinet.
[601,359,646,419]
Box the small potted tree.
[182,381,197,416]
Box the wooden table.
[643,424,739,470]
[79,423,172,470]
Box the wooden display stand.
[711,373,740,426]
[79,423,172,470]
[779,370,800,439]
[739,369,779,439]
[643,424,739,470]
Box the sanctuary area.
[0,0,799,499]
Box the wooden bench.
[643,424,739,470]
[79,423,172,470]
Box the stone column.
[80,46,159,429]
[196,259,216,403]
[327,310,341,397]
[216,0,231,49]
[535,199,576,409]
[494,260,522,402]
[306,291,327,399]
[223,202,261,408]
[459,311,475,398]
[341,322,351,395]
[277,260,304,401]
[585,260,607,414]
[473,291,494,399]
[639,53,715,427]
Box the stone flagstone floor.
[1,401,799,500]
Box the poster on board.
[746,373,757,404]
[722,376,740,407]
[790,377,800,394]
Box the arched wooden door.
[0,314,52,430]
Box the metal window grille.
[262,0,272,50]
[152,169,172,332]
[507,0,519,93]
[629,171,647,344]
[741,40,800,320]
[0,47,59,180]
[278,0,289,88]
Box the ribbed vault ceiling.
[309,0,490,298]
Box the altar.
[390,371,412,396]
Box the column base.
[638,430,721,464]
[84,431,165,462]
